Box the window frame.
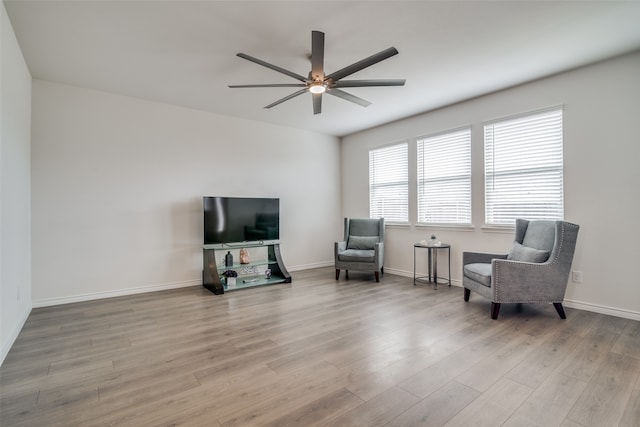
[416,126,472,226]
[368,141,409,223]
[483,107,564,227]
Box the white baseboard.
[30,262,334,308]
[1,304,31,366]
[383,267,463,287]
[29,266,640,323]
[32,279,201,308]
[288,261,334,272]
[383,268,640,320]
[563,299,640,321]
[31,263,334,308]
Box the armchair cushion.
[338,249,375,263]
[347,235,379,250]
[507,242,550,263]
[463,263,492,287]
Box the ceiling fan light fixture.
[309,82,326,94]
[230,31,404,114]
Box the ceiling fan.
[229,30,406,115]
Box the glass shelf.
[202,241,291,295]
[218,259,277,271]
[223,275,288,291]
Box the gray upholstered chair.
[463,219,579,319]
[335,218,385,282]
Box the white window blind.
[417,128,471,224]
[369,142,408,222]
[484,108,564,225]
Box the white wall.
[342,51,640,320]
[31,80,341,305]
[1,2,32,364]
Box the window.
[369,142,408,222]
[484,108,564,225]
[417,128,472,224]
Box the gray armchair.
[463,219,579,319]
[335,218,384,282]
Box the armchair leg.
[381,267,384,275]
[345,270,349,280]
[553,303,567,319]
[374,271,379,282]
[463,288,470,302]
[491,302,501,320]
[335,269,340,280]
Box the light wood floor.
[1,268,639,426]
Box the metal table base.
[413,243,451,289]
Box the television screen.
[203,197,280,245]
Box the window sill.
[481,224,516,233]
[385,222,411,229]
[415,223,475,232]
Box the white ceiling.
[5,1,640,137]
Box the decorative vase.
[240,248,250,264]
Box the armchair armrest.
[374,242,384,267]
[335,241,346,256]
[492,258,569,302]
[463,251,507,265]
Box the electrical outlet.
[572,270,583,283]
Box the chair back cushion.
[507,242,550,263]
[348,218,382,237]
[347,235,379,250]
[520,220,556,252]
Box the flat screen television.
[203,196,280,245]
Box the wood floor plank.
[558,318,621,382]
[217,364,350,426]
[566,352,640,426]
[620,374,640,427]
[325,386,420,427]
[612,320,640,360]
[262,387,363,427]
[505,330,582,389]
[398,330,509,398]
[443,378,533,427]
[505,373,588,427]
[1,267,639,426]
[454,325,552,392]
[385,380,480,426]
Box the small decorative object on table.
[265,268,272,279]
[222,270,238,288]
[225,251,233,267]
[239,248,250,264]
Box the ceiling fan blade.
[264,88,308,109]
[333,79,406,88]
[311,30,325,79]
[237,53,308,83]
[326,47,399,82]
[312,93,322,115]
[327,88,371,107]
[229,84,306,88]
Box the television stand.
[202,241,291,294]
